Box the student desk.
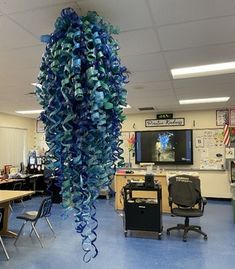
[0,190,34,237]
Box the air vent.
[138,107,155,111]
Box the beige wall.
[122,110,217,131]
[123,109,232,198]
[0,113,35,152]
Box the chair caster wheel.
[183,237,187,242]
[158,233,162,240]
[166,230,170,235]
[204,235,208,240]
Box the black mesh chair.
[14,197,55,248]
[166,175,208,242]
[0,210,9,260]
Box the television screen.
[135,129,193,165]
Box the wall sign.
[156,113,173,120]
[145,118,185,127]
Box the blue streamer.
[36,8,127,262]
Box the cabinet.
[123,182,163,239]
[114,173,170,213]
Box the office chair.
[14,197,55,248]
[166,175,208,242]
[0,211,10,260]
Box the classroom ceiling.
[0,0,235,118]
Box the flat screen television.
[135,129,193,165]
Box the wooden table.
[0,178,25,187]
[0,190,34,237]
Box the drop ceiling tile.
[130,69,170,83]
[122,53,168,72]
[149,0,235,26]
[0,0,75,14]
[175,88,235,99]
[164,43,235,69]
[9,2,80,37]
[172,74,235,90]
[128,81,172,91]
[78,0,152,31]
[158,15,235,50]
[117,29,161,56]
[0,45,44,69]
[0,16,39,49]
[0,67,38,88]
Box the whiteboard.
[193,129,225,170]
[120,129,225,171]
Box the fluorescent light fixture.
[16,110,43,114]
[31,82,42,89]
[179,97,230,105]
[171,62,235,79]
[120,104,131,109]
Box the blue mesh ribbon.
[36,7,127,262]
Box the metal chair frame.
[14,197,55,248]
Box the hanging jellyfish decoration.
[35,8,128,262]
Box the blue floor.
[1,196,235,269]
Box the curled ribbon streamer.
[36,8,127,262]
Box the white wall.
[0,113,36,168]
[0,113,35,151]
[122,109,232,198]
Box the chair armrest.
[168,196,173,207]
[202,197,207,205]
[199,197,207,213]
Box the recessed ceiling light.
[179,97,230,105]
[171,62,235,79]
[16,110,43,114]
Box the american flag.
[223,115,230,146]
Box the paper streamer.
[36,8,128,262]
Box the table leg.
[0,201,17,237]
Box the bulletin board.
[193,129,225,170]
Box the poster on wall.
[229,109,235,126]
[216,109,229,126]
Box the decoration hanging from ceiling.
[35,7,128,262]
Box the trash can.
[230,183,235,223]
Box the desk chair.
[12,181,25,208]
[166,175,208,242]
[0,211,10,260]
[14,197,55,248]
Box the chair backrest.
[13,181,22,190]
[36,197,53,219]
[168,175,201,207]
[0,209,3,230]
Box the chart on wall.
[193,129,225,170]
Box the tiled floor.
[1,196,235,269]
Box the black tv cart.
[123,182,163,239]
